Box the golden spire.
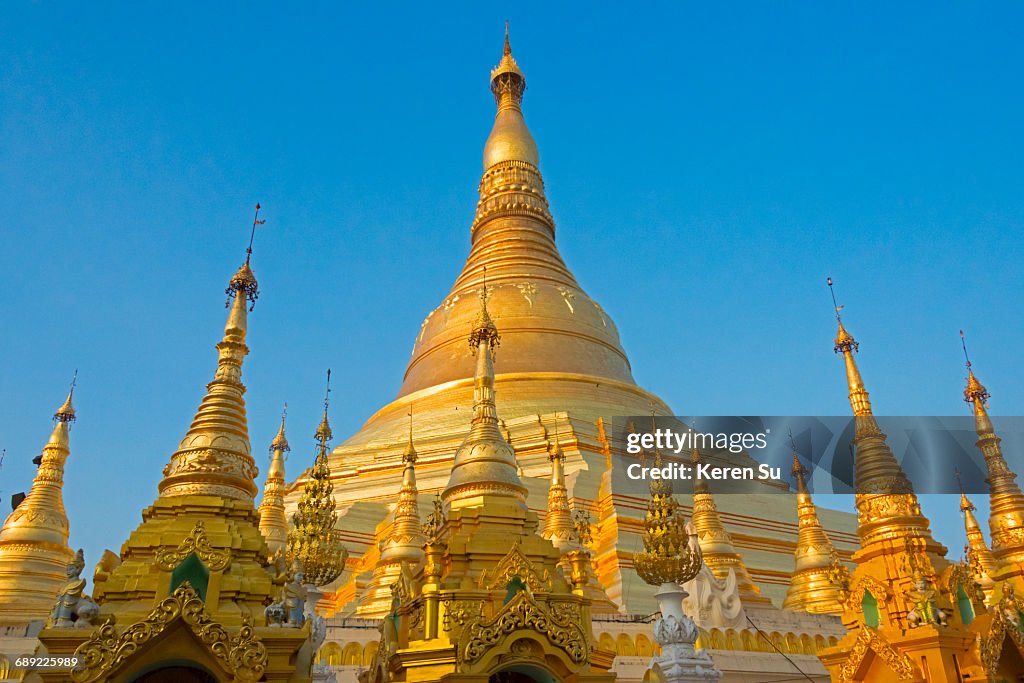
[482,23,540,170]
[287,371,348,587]
[258,404,290,554]
[380,411,426,564]
[0,379,78,622]
[960,331,1024,579]
[826,278,940,553]
[541,420,573,545]
[783,447,848,614]
[158,225,262,501]
[689,444,770,603]
[956,471,997,593]
[442,273,527,510]
[633,442,702,587]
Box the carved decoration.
[70,583,267,683]
[843,575,891,615]
[479,543,550,593]
[462,592,588,665]
[154,520,231,572]
[837,628,917,683]
[980,589,1024,678]
[442,598,484,633]
[944,562,985,607]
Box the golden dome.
[334,30,668,456]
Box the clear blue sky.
[1,3,1021,580]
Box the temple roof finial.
[470,267,500,351]
[271,402,290,454]
[403,408,417,464]
[315,369,333,444]
[226,206,262,310]
[961,330,990,408]
[54,370,77,425]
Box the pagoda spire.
[385,412,427,563]
[957,477,997,597]
[961,332,1024,589]
[541,420,573,546]
[442,275,527,510]
[689,444,770,604]
[258,404,290,554]
[827,278,942,554]
[0,382,79,623]
[783,449,848,614]
[157,251,260,501]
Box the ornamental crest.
[155,520,232,571]
[479,543,550,593]
[462,591,588,665]
[837,627,917,682]
[70,583,267,682]
[980,588,1024,678]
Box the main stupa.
[293,29,858,619]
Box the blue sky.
[1,3,1022,580]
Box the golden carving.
[154,520,231,572]
[479,543,550,593]
[70,583,267,683]
[838,628,917,682]
[462,591,588,665]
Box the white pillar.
[649,582,722,683]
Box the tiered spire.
[827,279,944,556]
[258,405,290,554]
[958,484,996,597]
[287,371,348,587]
[356,413,427,617]
[961,332,1024,589]
[783,450,848,614]
[540,422,573,546]
[689,445,770,604]
[157,252,260,501]
[382,413,427,564]
[0,382,78,622]
[441,276,527,510]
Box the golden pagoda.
[782,450,849,615]
[34,228,315,683]
[540,427,574,548]
[0,382,77,624]
[359,272,616,683]
[962,349,1024,599]
[958,488,996,601]
[818,283,986,682]
[310,26,860,623]
[688,445,770,605]
[259,407,292,555]
[356,415,426,616]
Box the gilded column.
[258,409,290,555]
[357,420,426,616]
[0,387,77,623]
[964,365,1024,592]
[540,427,573,546]
[959,490,996,598]
[782,451,848,615]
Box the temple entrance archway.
[130,664,219,683]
